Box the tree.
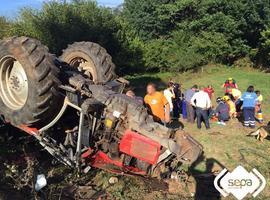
[0,16,9,39]
[190,31,231,63]
[143,31,205,72]
[123,0,270,71]
[114,16,145,73]
[258,28,270,67]
[123,0,175,40]
[8,1,120,57]
[1,0,270,73]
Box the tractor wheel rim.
[69,56,96,81]
[0,56,28,110]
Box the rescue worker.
[230,88,242,101]
[240,86,258,128]
[228,87,242,112]
[214,97,230,123]
[223,95,237,118]
[255,90,263,123]
[191,87,211,129]
[222,78,238,94]
[144,83,170,124]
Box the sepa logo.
[214,165,266,200]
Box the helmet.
[223,95,230,101]
[216,97,222,103]
[228,78,233,81]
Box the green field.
[126,65,270,199]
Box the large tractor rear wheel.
[60,42,116,83]
[0,37,63,128]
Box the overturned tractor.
[0,37,202,178]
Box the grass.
[125,65,270,199]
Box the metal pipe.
[75,111,84,170]
[91,112,97,136]
[66,100,82,111]
[39,98,81,133]
[39,99,68,132]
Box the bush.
[0,17,10,39]
[7,1,120,57]
[233,57,254,68]
[143,38,170,71]
[167,31,204,71]
[142,31,205,72]
[190,31,231,63]
[114,17,145,74]
[259,28,270,67]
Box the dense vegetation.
[0,0,270,74]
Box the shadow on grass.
[189,154,225,200]
[167,119,185,129]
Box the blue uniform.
[241,92,258,128]
[241,92,258,108]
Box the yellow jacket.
[257,94,263,102]
[227,100,236,113]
